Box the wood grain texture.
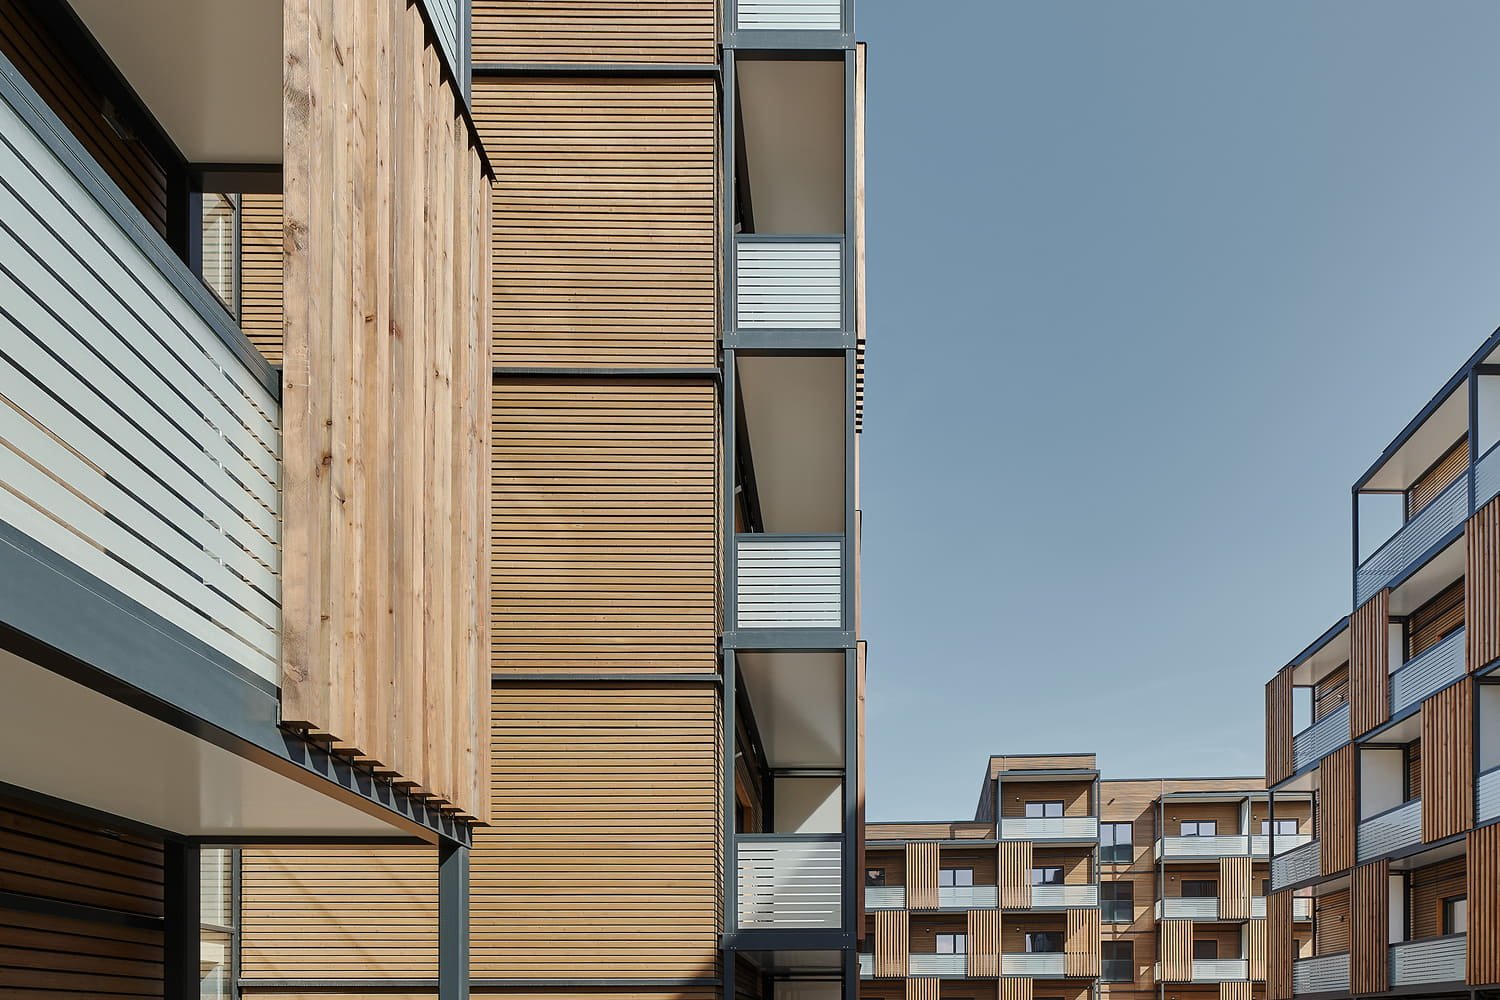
[1000,840,1033,909]
[1469,823,1500,986]
[906,842,940,910]
[1246,917,1267,983]
[1266,670,1293,785]
[1066,907,1100,978]
[1467,497,1500,672]
[471,0,716,63]
[0,797,163,918]
[1314,889,1349,956]
[239,192,284,362]
[1159,919,1193,983]
[1410,855,1466,940]
[1421,680,1473,842]
[1265,892,1293,1000]
[1319,744,1356,877]
[1408,437,1468,517]
[875,909,909,978]
[1218,857,1252,921]
[1408,579,1464,657]
[998,978,1032,1000]
[968,908,1001,978]
[906,978,940,1000]
[1350,590,1390,738]
[0,907,164,999]
[1349,861,1388,995]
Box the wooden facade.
[1420,680,1473,842]
[1467,496,1500,672]
[471,0,717,64]
[1348,860,1388,996]
[906,978,940,1000]
[1065,907,1100,978]
[1468,822,1500,986]
[1265,891,1293,1000]
[1158,919,1193,983]
[967,908,1000,978]
[1319,744,1357,876]
[1349,590,1390,738]
[875,909,909,978]
[906,842,941,910]
[1000,840,1032,909]
[998,978,1032,1000]
[1217,856,1252,920]
[239,192,284,363]
[1266,670,1293,785]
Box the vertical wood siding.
[968,908,1001,977]
[0,908,164,999]
[1265,892,1294,1000]
[473,77,717,366]
[1466,497,1500,672]
[1350,590,1391,738]
[1217,856,1252,920]
[1314,889,1349,955]
[1421,680,1473,842]
[1266,671,1293,785]
[239,192,284,363]
[1066,907,1100,977]
[1468,823,1500,986]
[1159,919,1194,983]
[1000,840,1033,909]
[874,909,909,978]
[905,842,940,910]
[280,0,492,819]
[998,978,1032,1000]
[471,0,717,63]
[1348,861,1388,995]
[1218,982,1254,1000]
[1319,744,1357,877]
[906,978,940,1000]
[1246,917,1268,982]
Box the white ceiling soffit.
[739,651,845,769]
[1290,626,1350,688]
[1363,385,1466,492]
[1388,538,1463,616]
[738,355,846,533]
[0,649,401,838]
[69,0,282,164]
[736,57,844,234]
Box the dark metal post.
[164,840,200,1000]
[438,839,470,1000]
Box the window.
[1182,879,1218,898]
[1101,822,1133,863]
[1180,820,1218,837]
[1443,896,1467,936]
[1101,880,1134,923]
[1260,818,1297,836]
[1025,931,1063,953]
[1030,866,1064,886]
[1026,801,1064,818]
[936,933,968,955]
[1101,941,1134,982]
[1261,878,1270,897]
[1194,940,1218,960]
[865,868,886,887]
[939,867,974,888]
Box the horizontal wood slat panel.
[0,797,163,918]
[968,908,1000,977]
[1410,856,1465,940]
[1350,590,1390,738]
[1065,907,1100,978]
[1409,580,1464,657]
[473,77,717,366]
[874,908,908,978]
[471,0,717,63]
[1421,680,1473,842]
[1320,744,1357,877]
[0,907,164,999]
[1267,670,1293,785]
[1000,840,1032,909]
[239,192,284,363]
[1266,891,1293,1000]
[1469,823,1500,986]
[1409,438,1468,518]
[1467,498,1500,672]
[905,842,939,910]
[1350,860,1388,995]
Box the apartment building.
[1264,331,1500,1000]
[0,0,867,998]
[860,756,1311,1000]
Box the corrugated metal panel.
[735,0,843,31]
[1391,628,1466,714]
[1292,703,1350,771]
[1389,936,1465,987]
[1292,953,1349,994]
[1271,839,1320,889]
[735,535,843,629]
[938,884,998,909]
[1355,799,1421,863]
[735,239,843,330]
[736,835,842,929]
[1357,473,1467,605]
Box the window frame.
[939,867,975,888]
[1101,940,1134,983]
[936,932,968,955]
[1180,820,1218,837]
[1030,866,1064,887]
[1442,895,1467,936]
[1025,800,1065,819]
[1100,821,1134,863]
[1101,879,1134,923]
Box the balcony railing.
[857,953,874,978]
[1032,884,1098,908]
[1356,799,1422,863]
[1292,702,1350,772]
[938,884,998,909]
[734,534,843,629]
[866,886,905,909]
[1389,936,1465,987]
[1000,816,1099,842]
[1479,765,1500,823]
[734,236,843,331]
[1192,959,1249,982]
[1261,832,1312,857]
[1478,441,1500,510]
[1157,834,1252,859]
[1250,896,1313,920]
[1002,953,1066,977]
[1158,897,1221,920]
[1271,838,1321,889]
[734,0,844,33]
[908,954,967,976]
[1357,473,1467,606]
[0,50,282,685]
[1391,628,1465,716]
[1293,953,1349,995]
[736,834,842,929]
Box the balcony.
[1249,896,1313,920]
[908,954,967,977]
[1478,440,1500,509]
[857,953,874,978]
[736,834,842,929]
[1192,960,1249,982]
[1293,953,1349,994]
[733,0,845,33]
[734,236,844,333]
[1389,936,1465,987]
[1479,765,1500,823]
[1357,474,1467,606]
[1157,897,1221,920]
[1390,628,1465,716]
[734,534,844,630]
[1000,816,1099,842]
[1271,838,1321,889]
[1032,884,1098,908]
[1254,832,1311,856]
[1356,799,1422,863]
[1002,953,1066,977]
[938,884,998,909]
[866,886,905,909]
[1292,703,1351,772]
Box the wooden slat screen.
[1265,891,1294,1000]
[471,0,717,64]
[1065,907,1100,978]
[1267,670,1293,785]
[1000,840,1032,909]
[0,908,164,999]
[280,0,492,819]
[906,978,939,1000]
[1349,860,1388,995]
[1351,590,1391,738]
[1409,580,1465,657]
[1408,437,1468,518]
[1469,823,1500,986]
[1218,982,1254,1000]
[999,978,1033,1000]
[967,908,1000,978]
[473,77,717,367]
[1467,497,1500,672]
[1320,744,1357,877]
[1159,919,1193,983]
[1313,663,1349,722]
[1246,916,1268,983]
[874,909,909,978]
[905,842,940,910]
[1421,680,1474,842]
[239,192,284,363]
[1217,856,1252,920]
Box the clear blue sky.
[858,0,1500,820]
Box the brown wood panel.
[869,822,995,841]
[1409,579,1464,657]
[998,978,1032,1000]
[998,780,1093,817]
[1066,907,1100,978]
[1265,892,1293,1000]
[906,842,940,910]
[1408,437,1468,517]
[943,847,998,884]
[1349,861,1388,995]
[968,908,1001,978]
[240,192,284,363]
[991,755,1097,776]
[1469,823,1500,986]
[0,907,164,999]
[1218,857,1252,920]
[1319,744,1356,876]
[1266,670,1294,787]
[1312,663,1349,723]
[1410,855,1466,940]
[280,0,492,819]
[1246,917,1267,983]
[473,77,717,366]
[1350,590,1390,738]
[471,0,716,64]
[1000,840,1033,909]
[907,978,940,1000]
[491,379,718,673]
[1421,680,1474,842]
[0,797,163,918]
[874,909,909,978]
[1160,919,1194,983]
[1467,497,1500,672]
[1313,889,1349,956]
[1218,983,1254,1000]
[474,683,719,977]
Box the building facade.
[861,756,1310,1000]
[1264,331,1500,1000]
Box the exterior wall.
[239,192,284,362]
[998,781,1092,817]
[471,0,718,64]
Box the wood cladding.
[240,192,284,363]
[474,77,717,366]
[991,754,1097,775]
[968,908,1001,977]
[1246,917,1267,983]
[1409,437,1468,518]
[1217,857,1252,920]
[1159,919,1193,983]
[1266,670,1293,785]
[1313,663,1349,722]
[906,841,940,909]
[0,797,163,917]
[1218,982,1254,1000]
[1314,889,1349,956]
[0,907,164,999]
[998,780,1093,817]
[1066,907,1100,978]
[1000,840,1033,909]
[998,978,1032,1000]
[868,821,994,841]
[1348,861,1388,995]
[1409,579,1464,657]
[491,380,718,674]
[907,979,940,1000]
[280,0,492,818]
[1421,680,1473,842]
[874,909,909,978]
[477,683,719,977]
[471,0,716,64]
[1265,892,1293,1000]
[1467,497,1500,672]
[1350,590,1390,738]
[1319,744,1357,876]
[1410,855,1466,940]
[1468,823,1500,986]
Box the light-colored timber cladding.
[0,0,168,234]
[998,978,1032,1000]
[1408,437,1468,518]
[1313,890,1349,955]
[1349,589,1390,738]
[1000,840,1033,909]
[1421,680,1473,841]
[968,908,1001,977]
[1467,496,1500,672]
[490,379,718,673]
[991,754,1097,777]
[471,0,716,63]
[1409,855,1466,939]
[1266,670,1293,785]
[868,821,994,841]
[874,909,909,978]
[240,192,284,363]
[1246,917,1267,982]
[1264,892,1294,1000]
[1318,744,1356,876]
[1159,919,1194,983]
[1408,740,1422,800]
[473,76,717,366]
[905,841,940,909]
[1217,856,1252,920]
[239,848,437,980]
[1468,823,1500,985]
[473,683,719,978]
[280,0,492,817]
[1348,860,1388,995]
[1065,907,1100,978]
[0,908,164,999]
[1217,982,1254,1000]
[907,978,940,1000]
[1408,579,1464,657]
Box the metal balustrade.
[734,237,843,330]
[1389,936,1465,987]
[1479,765,1500,823]
[1257,896,1312,920]
[735,534,843,629]
[736,835,842,929]
[1293,953,1349,995]
[1192,959,1249,982]
[1271,838,1321,889]
[857,954,873,978]
[1263,833,1312,857]
[1157,835,1251,859]
[908,954,967,976]
[1292,703,1350,772]
[1000,816,1099,841]
[1031,884,1098,908]
[1357,474,1467,606]
[1478,442,1500,510]
[865,886,906,909]
[938,884,998,909]
[1002,953,1066,977]
[1356,799,1422,863]
[1159,897,1221,920]
[1390,628,1465,715]
[735,0,844,32]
